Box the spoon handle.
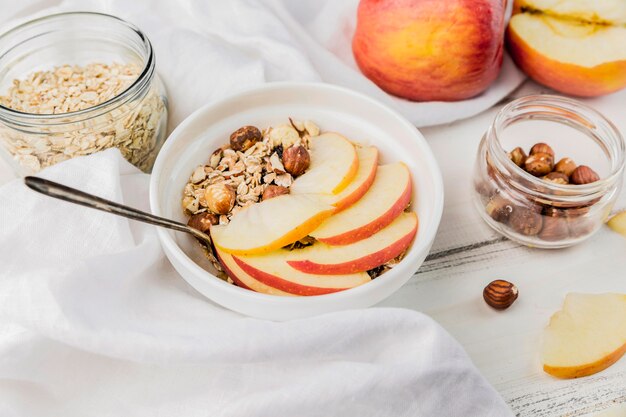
[24,176,212,244]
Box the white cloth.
[0,1,515,415]
[0,150,513,415]
[0,0,525,128]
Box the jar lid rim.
[489,94,626,198]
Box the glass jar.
[472,95,625,248]
[0,12,168,174]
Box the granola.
[182,120,408,283]
[0,62,167,173]
[182,121,313,224]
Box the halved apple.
[215,247,294,296]
[233,254,371,296]
[543,293,626,379]
[211,194,334,256]
[289,132,358,195]
[330,146,379,212]
[507,1,626,96]
[288,212,417,274]
[514,0,626,24]
[310,162,412,245]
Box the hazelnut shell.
[282,145,310,176]
[230,126,262,152]
[483,280,519,310]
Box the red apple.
[352,0,507,101]
[507,0,626,97]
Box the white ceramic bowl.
[150,83,444,320]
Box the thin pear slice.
[310,163,412,245]
[233,254,371,296]
[290,132,358,195]
[543,293,626,379]
[288,212,418,274]
[215,247,294,296]
[211,194,334,256]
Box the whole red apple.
[352,0,507,101]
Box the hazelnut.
[567,216,596,238]
[262,185,289,200]
[282,145,310,176]
[483,280,519,310]
[187,212,219,233]
[543,172,569,185]
[530,143,555,158]
[204,183,235,215]
[539,216,569,241]
[230,126,262,152]
[509,206,543,235]
[508,147,527,167]
[486,195,514,223]
[554,157,577,177]
[524,153,554,176]
[571,165,600,185]
[474,180,495,199]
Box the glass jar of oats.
[0,12,168,174]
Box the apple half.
[507,0,626,96]
[289,133,359,195]
[310,162,412,245]
[288,212,417,274]
[543,293,626,379]
[215,247,294,296]
[211,194,334,256]
[233,254,371,296]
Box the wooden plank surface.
[379,81,626,416]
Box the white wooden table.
[378,81,626,417]
[0,81,624,416]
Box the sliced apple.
[514,0,626,25]
[310,162,412,245]
[543,293,626,379]
[288,212,417,274]
[233,254,370,296]
[211,194,334,256]
[215,247,294,296]
[329,146,379,212]
[507,11,626,96]
[607,211,626,238]
[289,132,358,195]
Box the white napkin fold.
[0,150,513,416]
[0,0,525,128]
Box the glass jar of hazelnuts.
[472,95,625,249]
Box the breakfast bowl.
[150,83,443,320]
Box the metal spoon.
[24,176,217,262]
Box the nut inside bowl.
[149,83,443,320]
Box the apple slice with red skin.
[215,247,294,296]
[211,194,334,256]
[233,254,370,296]
[288,212,417,274]
[310,162,412,245]
[289,132,359,195]
[330,146,379,212]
